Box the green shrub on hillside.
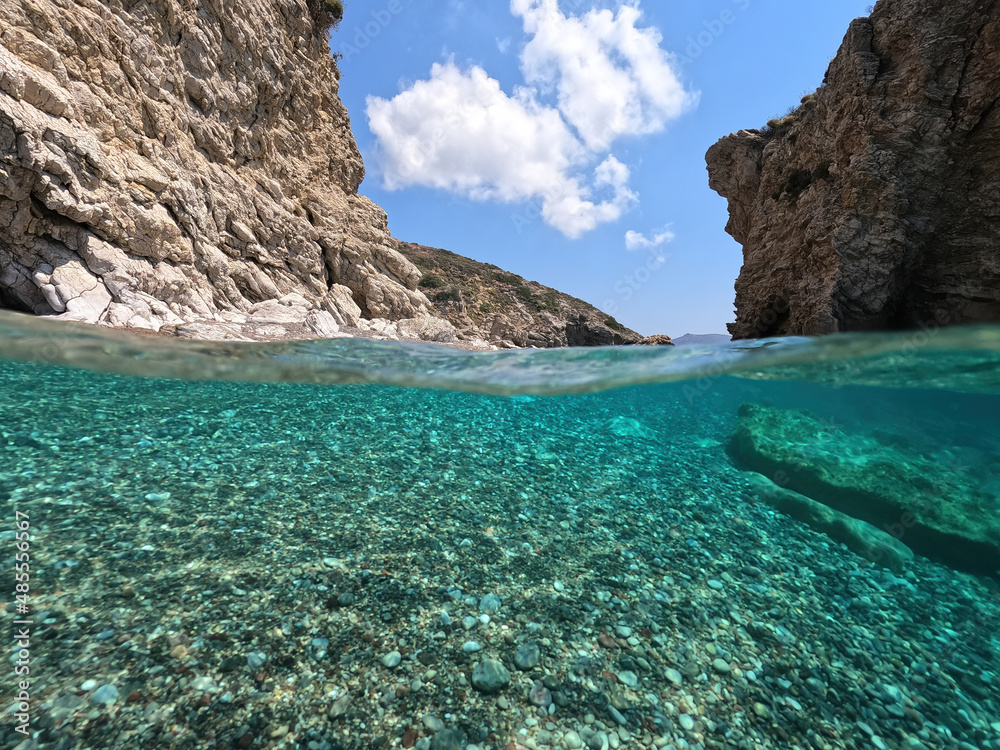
[494,271,522,286]
[434,286,462,303]
[308,0,343,33]
[540,291,560,314]
[418,273,446,289]
[514,284,535,305]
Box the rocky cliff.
[0,0,642,349]
[707,0,1000,340]
[396,241,652,348]
[0,0,453,341]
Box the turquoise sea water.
[1,311,999,750]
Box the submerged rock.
[514,642,541,670]
[471,659,510,693]
[730,403,1000,576]
[745,472,914,574]
[604,417,658,441]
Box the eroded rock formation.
[729,403,1000,578]
[707,0,1000,339]
[0,0,439,340]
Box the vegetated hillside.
[396,241,646,348]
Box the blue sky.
[333,0,871,337]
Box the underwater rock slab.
[729,403,1000,578]
[743,472,914,574]
[604,416,658,441]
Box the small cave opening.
[0,288,32,314]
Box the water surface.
[2,312,998,750]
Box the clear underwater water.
[1,312,999,750]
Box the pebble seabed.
[1,361,999,750]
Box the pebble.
[432,729,465,750]
[329,694,350,718]
[80,679,97,691]
[586,730,609,750]
[607,706,627,726]
[471,659,510,693]
[480,593,502,612]
[462,616,478,630]
[422,714,445,733]
[614,625,632,638]
[246,652,267,670]
[462,641,481,653]
[382,650,402,668]
[617,670,638,689]
[91,684,118,705]
[712,658,731,674]
[664,668,682,687]
[514,641,541,670]
[679,714,695,731]
[563,730,583,749]
[530,683,552,708]
[190,676,218,692]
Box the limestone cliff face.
[707,0,1000,340]
[0,0,435,338]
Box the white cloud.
[365,2,694,238]
[367,62,634,238]
[539,156,637,238]
[497,37,511,53]
[512,0,695,150]
[625,227,675,251]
